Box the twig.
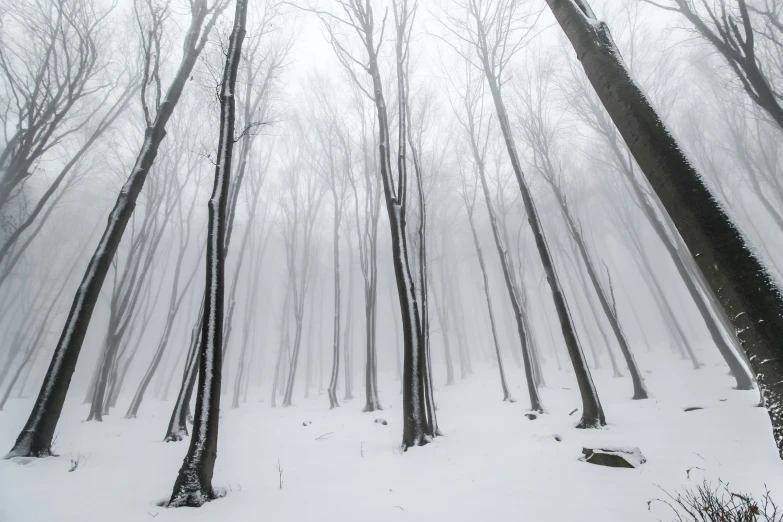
[315,432,333,440]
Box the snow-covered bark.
[548,0,783,453]
[4,0,225,459]
[169,0,247,507]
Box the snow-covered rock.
[581,446,646,469]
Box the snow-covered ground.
[1,351,780,522]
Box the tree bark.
[5,0,223,459]
[548,0,783,449]
[169,0,246,506]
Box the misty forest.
[0,0,782,519]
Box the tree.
[561,39,755,390]
[304,0,437,447]
[86,160,181,421]
[311,81,351,409]
[547,0,783,457]
[345,86,383,413]
[642,0,783,131]
[0,0,138,231]
[446,0,604,427]
[457,159,514,401]
[451,68,539,409]
[514,63,648,399]
[279,119,325,408]
[125,130,205,419]
[5,0,227,459]
[169,0,247,507]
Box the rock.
[302,421,311,426]
[374,418,388,425]
[581,446,646,469]
[553,434,562,442]
[683,406,704,412]
[525,413,538,420]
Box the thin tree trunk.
[463,193,514,402]
[477,39,604,427]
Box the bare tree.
[457,159,514,401]
[169,0,247,507]
[514,64,648,399]
[451,67,539,409]
[302,0,436,446]
[125,129,205,419]
[642,0,783,130]
[547,0,783,456]
[445,0,603,426]
[310,79,351,409]
[560,30,754,390]
[279,119,325,408]
[0,0,138,234]
[5,0,227,459]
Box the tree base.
[4,447,55,459]
[164,430,187,443]
[575,416,606,429]
[401,434,431,451]
[168,486,224,508]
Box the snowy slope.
[1,351,781,522]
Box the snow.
[1,351,782,521]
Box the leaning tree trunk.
[478,45,603,428]
[464,199,514,402]
[547,0,783,450]
[618,145,753,387]
[126,247,199,419]
[560,204,648,398]
[169,0,246,506]
[5,2,220,459]
[475,158,542,411]
[164,302,202,442]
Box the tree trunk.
[5,2,220,459]
[478,40,604,428]
[169,0,246,506]
[548,0,783,444]
[475,163,540,411]
[464,197,514,402]
[164,305,202,442]
[328,193,341,409]
[342,238,354,400]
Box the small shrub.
[68,452,88,472]
[656,481,780,522]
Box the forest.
[0,0,782,520]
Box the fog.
[0,0,781,518]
